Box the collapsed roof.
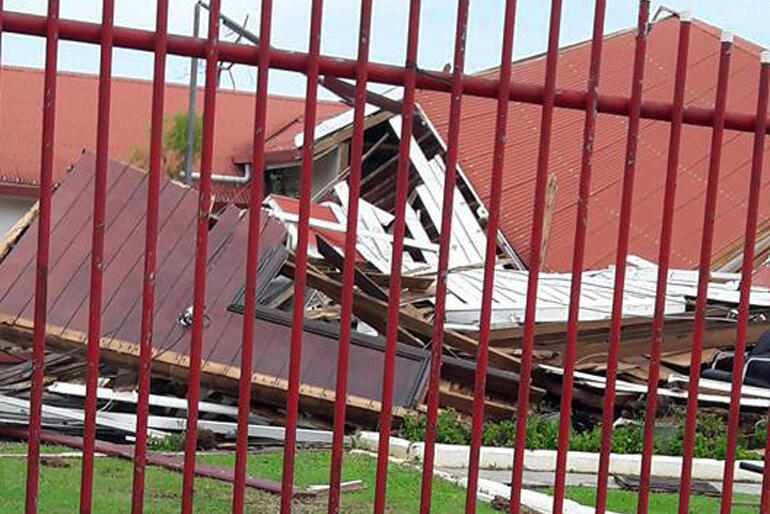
[416,16,770,273]
[0,153,432,423]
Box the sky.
[2,1,769,99]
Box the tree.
[163,112,202,178]
[126,112,202,180]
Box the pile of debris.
[0,135,768,452]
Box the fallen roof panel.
[0,153,430,422]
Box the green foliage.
[480,419,517,447]
[164,113,202,166]
[400,408,471,445]
[609,423,645,454]
[751,417,768,448]
[124,112,202,179]
[147,432,186,452]
[163,112,202,178]
[398,409,763,461]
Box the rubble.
[1,70,770,453]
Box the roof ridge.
[469,13,767,80]
[469,20,641,78]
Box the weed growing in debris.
[751,417,768,449]
[398,408,766,460]
[147,432,186,452]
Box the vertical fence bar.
[418,1,469,513]
[595,2,650,512]
[763,406,770,513]
[184,2,200,185]
[636,13,691,514]
[280,0,323,511]
[24,1,59,512]
[326,1,373,512]
[232,1,273,513]
[130,1,168,512]
[509,3,564,513]
[464,1,517,511]
[79,1,114,511]
[551,1,606,512]
[372,1,422,512]
[718,51,770,514]
[675,29,733,514]
[181,1,220,512]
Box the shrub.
[400,408,471,445]
[397,409,763,460]
[148,432,186,452]
[750,416,768,449]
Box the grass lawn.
[0,444,495,513]
[561,486,761,514]
[0,444,761,513]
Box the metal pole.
[130,1,169,511]
[184,1,200,185]
[180,0,220,510]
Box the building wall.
[0,195,35,239]
[265,148,342,198]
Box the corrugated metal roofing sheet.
[0,66,347,204]
[416,17,770,272]
[0,153,428,411]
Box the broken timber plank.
[0,314,411,424]
[283,260,521,372]
[0,200,39,262]
[316,235,388,301]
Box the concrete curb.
[353,431,762,483]
[350,448,609,514]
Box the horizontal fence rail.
[0,1,767,513]
[3,10,770,135]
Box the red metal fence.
[5,0,770,513]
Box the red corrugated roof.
[417,17,770,272]
[0,65,346,203]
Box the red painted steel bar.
[675,30,733,514]
[79,1,114,511]
[326,1,373,512]
[373,1,422,512]
[551,1,606,511]
[763,412,770,513]
[232,1,273,512]
[280,1,324,511]
[509,2,563,512]
[130,1,168,511]
[718,52,770,514]
[595,2,650,512]
[3,11,769,136]
[464,1,517,510]
[419,1,469,512]
[636,14,691,514]
[24,2,59,513]
[181,1,220,512]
